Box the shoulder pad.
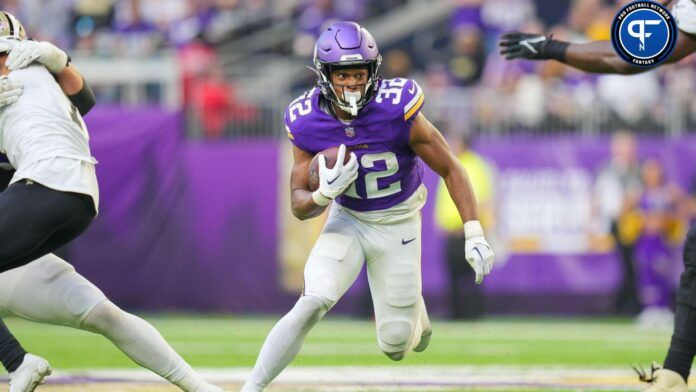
[284,88,319,150]
[373,78,424,122]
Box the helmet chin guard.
[313,21,382,116]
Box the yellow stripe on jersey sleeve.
[285,125,295,140]
[404,92,424,121]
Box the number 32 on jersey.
[344,152,401,200]
[344,79,409,200]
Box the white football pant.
[0,253,219,392]
[304,204,427,356]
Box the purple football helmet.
[313,21,382,115]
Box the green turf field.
[4,315,671,368]
[0,315,676,391]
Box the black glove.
[499,32,569,61]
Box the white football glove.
[312,144,359,206]
[0,38,14,54]
[464,220,495,284]
[0,76,22,107]
[6,40,68,74]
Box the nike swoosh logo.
[327,174,340,185]
[521,36,546,54]
[473,247,483,260]
[402,237,416,245]
[408,84,416,94]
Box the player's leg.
[659,223,696,385]
[0,181,93,273]
[241,212,365,392]
[80,301,221,392]
[0,320,27,374]
[366,215,424,361]
[0,254,222,392]
[0,170,53,392]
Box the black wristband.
[68,78,96,115]
[544,40,570,62]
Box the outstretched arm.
[500,29,696,75]
[566,33,695,74]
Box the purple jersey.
[285,78,426,212]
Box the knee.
[294,295,330,323]
[378,320,413,359]
[81,301,124,333]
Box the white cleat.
[637,365,688,392]
[9,354,52,392]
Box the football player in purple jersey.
[241,21,495,392]
[500,1,696,391]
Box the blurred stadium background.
[1,0,695,390]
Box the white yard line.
[2,366,658,390]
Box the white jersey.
[673,0,696,34]
[0,65,99,211]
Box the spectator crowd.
[430,0,696,136]
[1,0,693,137]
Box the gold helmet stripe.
[2,12,15,38]
[0,13,10,38]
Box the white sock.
[81,301,212,392]
[241,295,328,392]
